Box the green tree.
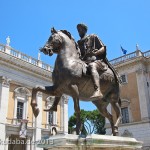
[68,109,106,135]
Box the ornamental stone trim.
[46,96,55,107]
[61,95,68,104]
[0,76,11,87]
[14,87,31,97]
[37,91,43,97]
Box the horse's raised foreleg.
[92,100,116,136]
[31,85,58,117]
[111,101,122,135]
[69,84,81,135]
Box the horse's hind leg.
[92,100,116,136]
[69,84,81,135]
[111,101,122,135]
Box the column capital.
[62,95,68,104]
[6,134,11,138]
[37,91,43,97]
[0,76,11,87]
[136,68,146,74]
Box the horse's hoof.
[43,108,50,112]
[44,106,57,112]
[113,132,119,136]
[33,108,40,118]
[35,85,45,90]
[112,130,119,136]
[90,90,103,99]
[31,102,37,107]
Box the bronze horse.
[31,28,121,136]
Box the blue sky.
[1,0,150,117]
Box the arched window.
[14,87,31,122]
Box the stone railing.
[110,50,150,66]
[143,49,150,58]
[6,117,35,127]
[0,43,53,71]
[42,123,58,129]
[1,43,150,69]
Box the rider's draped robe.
[77,34,120,83]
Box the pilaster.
[62,95,68,134]
[26,137,31,150]
[33,92,43,150]
[4,135,10,150]
[0,76,11,150]
[136,68,150,120]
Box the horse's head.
[40,27,63,56]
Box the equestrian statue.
[31,24,122,136]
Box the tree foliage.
[68,109,106,135]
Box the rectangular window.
[121,107,129,123]
[120,74,127,83]
[17,101,24,119]
[48,112,53,125]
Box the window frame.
[120,99,132,124]
[14,87,31,124]
[121,107,129,124]
[16,100,24,120]
[120,74,128,84]
[48,111,53,125]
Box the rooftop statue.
[31,25,121,136]
[6,36,10,46]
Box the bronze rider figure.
[77,23,108,99]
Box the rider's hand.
[91,49,99,56]
[90,51,96,56]
[93,49,98,52]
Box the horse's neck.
[59,39,80,61]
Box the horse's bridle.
[40,32,63,56]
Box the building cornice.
[0,51,52,82]
[0,76,11,87]
[113,56,147,70]
[110,50,150,71]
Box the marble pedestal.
[37,134,143,150]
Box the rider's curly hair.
[77,23,88,32]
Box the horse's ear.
[51,27,57,34]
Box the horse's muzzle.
[40,47,53,56]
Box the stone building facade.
[106,49,150,149]
[0,44,68,150]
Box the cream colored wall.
[7,83,62,129]
[7,83,17,124]
[7,83,34,126]
[41,93,61,129]
[42,93,48,128]
[121,72,141,122]
[27,95,33,127]
[112,72,141,123]
[57,102,61,129]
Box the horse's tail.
[104,58,121,84]
[118,97,121,107]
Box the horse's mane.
[60,30,72,39]
[60,30,79,52]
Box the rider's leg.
[89,63,103,99]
